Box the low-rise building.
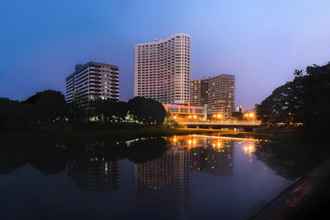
[163,103,207,121]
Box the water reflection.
[191,145,233,176]
[243,142,256,157]
[135,148,192,218]
[0,135,296,220]
[0,136,271,189]
[68,159,120,192]
[170,135,234,176]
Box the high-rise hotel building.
[65,62,119,107]
[134,33,191,104]
[191,74,235,118]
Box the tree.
[23,90,66,125]
[304,63,330,136]
[0,98,32,130]
[128,97,166,126]
[65,102,86,124]
[256,72,305,126]
[257,62,330,137]
[293,69,303,77]
[94,99,129,123]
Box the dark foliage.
[128,96,166,126]
[304,64,330,136]
[256,76,305,125]
[0,98,32,130]
[0,90,166,131]
[23,90,66,126]
[256,62,330,137]
[94,99,129,123]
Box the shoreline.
[250,159,330,220]
[1,127,240,143]
[1,127,307,145]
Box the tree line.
[0,90,166,131]
[256,62,330,137]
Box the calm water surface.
[0,135,292,220]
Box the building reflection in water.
[241,141,257,164]
[65,136,256,198]
[191,144,233,176]
[68,157,120,192]
[242,142,256,156]
[135,148,192,218]
[134,135,238,217]
[169,135,234,176]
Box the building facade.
[190,80,202,106]
[190,74,235,118]
[65,62,119,107]
[207,74,235,117]
[134,33,191,104]
[163,103,207,121]
[190,79,208,106]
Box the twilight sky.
[1,0,330,108]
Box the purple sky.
[1,0,330,108]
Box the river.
[0,134,293,220]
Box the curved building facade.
[134,33,191,104]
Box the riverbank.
[250,159,330,220]
[1,127,233,144]
[222,127,310,144]
[1,126,306,144]
[61,127,223,141]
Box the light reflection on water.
[0,135,291,220]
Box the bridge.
[179,120,261,131]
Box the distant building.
[207,74,235,117]
[65,62,119,107]
[134,33,191,104]
[190,74,235,118]
[190,80,208,106]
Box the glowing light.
[244,112,256,120]
[172,136,177,144]
[212,113,223,120]
[243,143,256,156]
